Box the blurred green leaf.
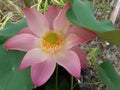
[0,19,33,90]
[98,62,120,90]
[97,30,120,47]
[0,44,33,90]
[66,0,120,47]
[0,19,27,44]
[67,0,114,32]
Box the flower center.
[45,32,58,43]
[41,32,63,54]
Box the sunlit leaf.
[66,0,120,47]
[67,0,114,32]
[97,30,120,47]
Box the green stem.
[23,0,30,7]
[55,64,58,90]
[43,0,48,14]
[70,76,74,90]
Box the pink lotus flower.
[4,4,96,86]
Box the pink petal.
[18,27,36,35]
[19,48,49,70]
[72,46,87,68]
[45,5,61,30]
[4,34,39,51]
[65,33,84,49]
[68,26,96,43]
[56,50,80,78]
[23,8,49,36]
[31,58,56,86]
[53,4,71,34]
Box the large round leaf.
[66,0,115,32]
[0,44,33,90]
[66,0,120,47]
[0,19,27,44]
[0,19,33,90]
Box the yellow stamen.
[41,31,64,54]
